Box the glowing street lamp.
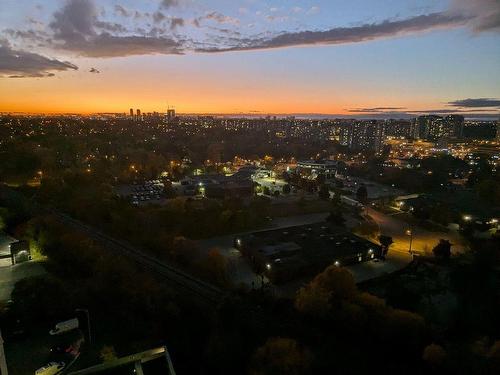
[406,228,413,257]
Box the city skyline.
[0,0,499,116]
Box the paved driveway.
[365,207,467,255]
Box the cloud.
[195,12,240,27]
[48,0,182,57]
[160,0,179,9]
[194,0,498,53]
[348,107,407,113]
[0,40,78,78]
[450,0,500,32]
[170,17,185,30]
[114,4,130,17]
[5,0,499,61]
[196,12,469,52]
[94,21,128,33]
[408,108,499,114]
[89,67,100,73]
[448,98,500,108]
[153,11,166,23]
[306,6,320,15]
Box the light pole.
[406,227,413,258]
[75,309,92,345]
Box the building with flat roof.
[295,159,345,180]
[235,222,382,284]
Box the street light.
[406,228,413,257]
[75,308,92,345]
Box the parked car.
[49,318,79,335]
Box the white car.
[35,362,65,375]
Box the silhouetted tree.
[378,235,393,259]
[249,338,312,375]
[318,184,330,200]
[432,239,452,259]
[356,184,368,203]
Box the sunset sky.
[0,0,499,116]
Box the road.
[365,207,467,255]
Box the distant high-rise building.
[496,121,500,143]
[136,109,141,117]
[444,115,464,138]
[416,115,464,141]
[129,108,134,117]
[416,115,440,139]
[339,121,385,153]
[167,109,176,119]
[383,119,413,139]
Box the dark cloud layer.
[448,98,500,108]
[0,40,78,78]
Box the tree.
[198,248,231,287]
[295,285,331,317]
[295,265,357,317]
[0,207,7,231]
[422,343,447,368]
[432,239,452,259]
[318,184,330,200]
[378,235,393,259]
[327,196,345,226]
[100,346,118,362]
[315,174,326,186]
[356,184,368,203]
[354,221,378,239]
[310,265,357,302]
[249,338,312,375]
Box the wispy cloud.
[196,0,499,52]
[196,12,469,52]
[348,107,407,113]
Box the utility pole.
[76,309,92,345]
[0,329,8,375]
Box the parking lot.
[115,180,166,205]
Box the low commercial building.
[235,223,382,284]
[295,159,345,180]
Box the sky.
[0,0,499,117]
